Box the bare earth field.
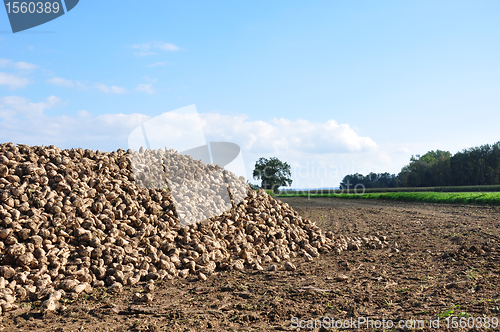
[2,197,500,331]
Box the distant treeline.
[340,141,500,189]
[340,172,401,189]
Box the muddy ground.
[1,197,500,331]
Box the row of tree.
[340,141,500,189]
[339,172,401,189]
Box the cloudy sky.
[1,1,500,188]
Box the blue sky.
[1,1,500,188]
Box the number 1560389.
[5,2,60,14]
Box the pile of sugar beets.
[0,142,388,314]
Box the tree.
[340,172,400,190]
[253,157,292,193]
[340,142,500,189]
[419,150,451,165]
[398,150,452,187]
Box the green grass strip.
[277,192,500,206]
[280,184,500,195]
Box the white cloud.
[198,114,383,188]
[0,103,376,154]
[200,114,377,154]
[0,58,38,70]
[0,107,15,120]
[0,59,11,67]
[0,95,61,118]
[95,83,127,94]
[131,43,152,51]
[135,51,158,57]
[131,41,181,56]
[0,72,32,89]
[0,59,38,89]
[77,110,91,118]
[14,61,38,70]
[135,83,155,94]
[47,76,75,87]
[0,96,150,151]
[0,102,404,188]
[47,76,117,91]
[48,76,152,94]
[148,61,169,68]
[156,42,180,52]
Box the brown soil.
[2,198,500,331]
